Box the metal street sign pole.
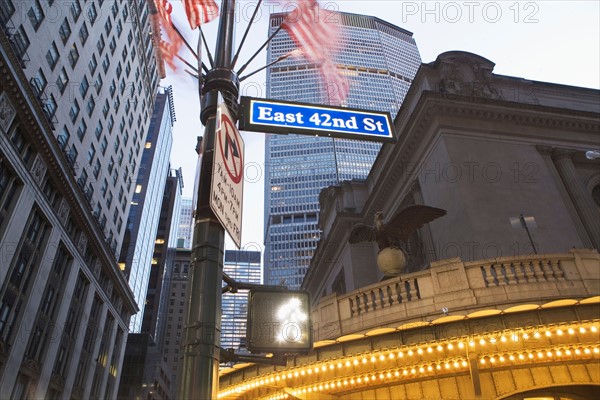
[180,1,239,399]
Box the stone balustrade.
[311,249,599,341]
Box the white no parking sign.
[210,102,244,248]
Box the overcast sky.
[164,1,600,251]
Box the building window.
[28,0,45,31]
[89,54,98,74]
[86,96,95,117]
[79,22,89,44]
[79,76,89,97]
[56,67,69,94]
[70,0,82,21]
[0,160,22,234]
[68,44,79,68]
[11,26,30,59]
[109,36,116,54]
[69,100,80,123]
[87,145,96,165]
[44,94,57,119]
[104,17,112,36]
[97,34,105,54]
[59,18,71,44]
[31,68,47,96]
[46,41,59,70]
[87,3,98,24]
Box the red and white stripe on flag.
[320,61,349,105]
[152,0,183,71]
[282,0,349,104]
[183,0,219,29]
[155,0,173,24]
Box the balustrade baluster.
[550,259,565,280]
[395,282,403,304]
[541,260,555,280]
[531,260,546,281]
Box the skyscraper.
[264,12,421,288]
[177,197,193,249]
[119,89,175,332]
[0,0,160,398]
[221,251,262,353]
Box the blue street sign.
[239,97,395,142]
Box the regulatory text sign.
[210,102,244,248]
[239,97,395,142]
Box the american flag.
[183,0,219,29]
[281,0,349,104]
[320,61,349,105]
[152,0,183,70]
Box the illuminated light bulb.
[300,370,305,376]
[361,358,367,364]
[509,355,515,361]
[411,368,416,374]
[408,350,414,356]
[565,349,572,355]
[260,380,265,385]
[557,329,563,336]
[523,333,529,340]
[417,348,423,355]
[518,354,525,360]
[545,330,552,337]
[379,354,385,361]
[364,376,369,382]
[479,339,486,345]
[584,348,591,354]
[528,353,534,359]
[307,387,312,393]
[512,334,519,342]
[293,372,299,377]
[453,361,460,368]
[379,373,385,380]
[386,372,392,378]
[580,327,586,333]
[343,380,348,386]
[356,377,361,384]
[447,343,454,350]
[329,364,334,370]
[595,348,600,354]
[419,367,425,373]
[489,357,496,364]
[353,359,359,366]
[462,360,468,367]
[489,338,497,344]
[469,340,476,347]
[350,379,355,385]
[301,388,306,393]
[318,385,323,391]
[568,328,575,335]
[499,356,505,362]
[345,361,351,367]
[389,353,395,359]
[533,332,540,339]
[336,381,341,387]
[437,345,444,351]
[547,351,553,357]
[445,363,451,369]
[321,365,327,372]
[287,373,292,379]
[398,351,404,358]
[276,376,281,381]
[480,358,486,364]
[556,350,562,356]
[370,356,376,363]
[591,326,598,333]
[537,352,543,358]
[427,365,433,371]
[458,342,465,349]
[500,336,507,343]
[337,363,342,369]
[575,348,581,355]
[427,347,433,353]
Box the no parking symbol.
[210,103,244,248]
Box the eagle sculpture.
[349,205,447,251]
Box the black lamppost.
[179,1,238,398]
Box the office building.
[0,0,159,398]
[220,51,600,400]
[119,89,175,332]
[177,197,193,249]
[221,251,262,353]
[264,12,421,288]
[117,168,182,400]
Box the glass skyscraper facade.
[221,251,262,352]
[119,89,175,332]
[264,12,421,288]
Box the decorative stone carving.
[78,233,88,254]
[0,91,17,133]
[436,52,502,101]
[58,198,70,224]
[30,153,47,185]
[93,259,101,279]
